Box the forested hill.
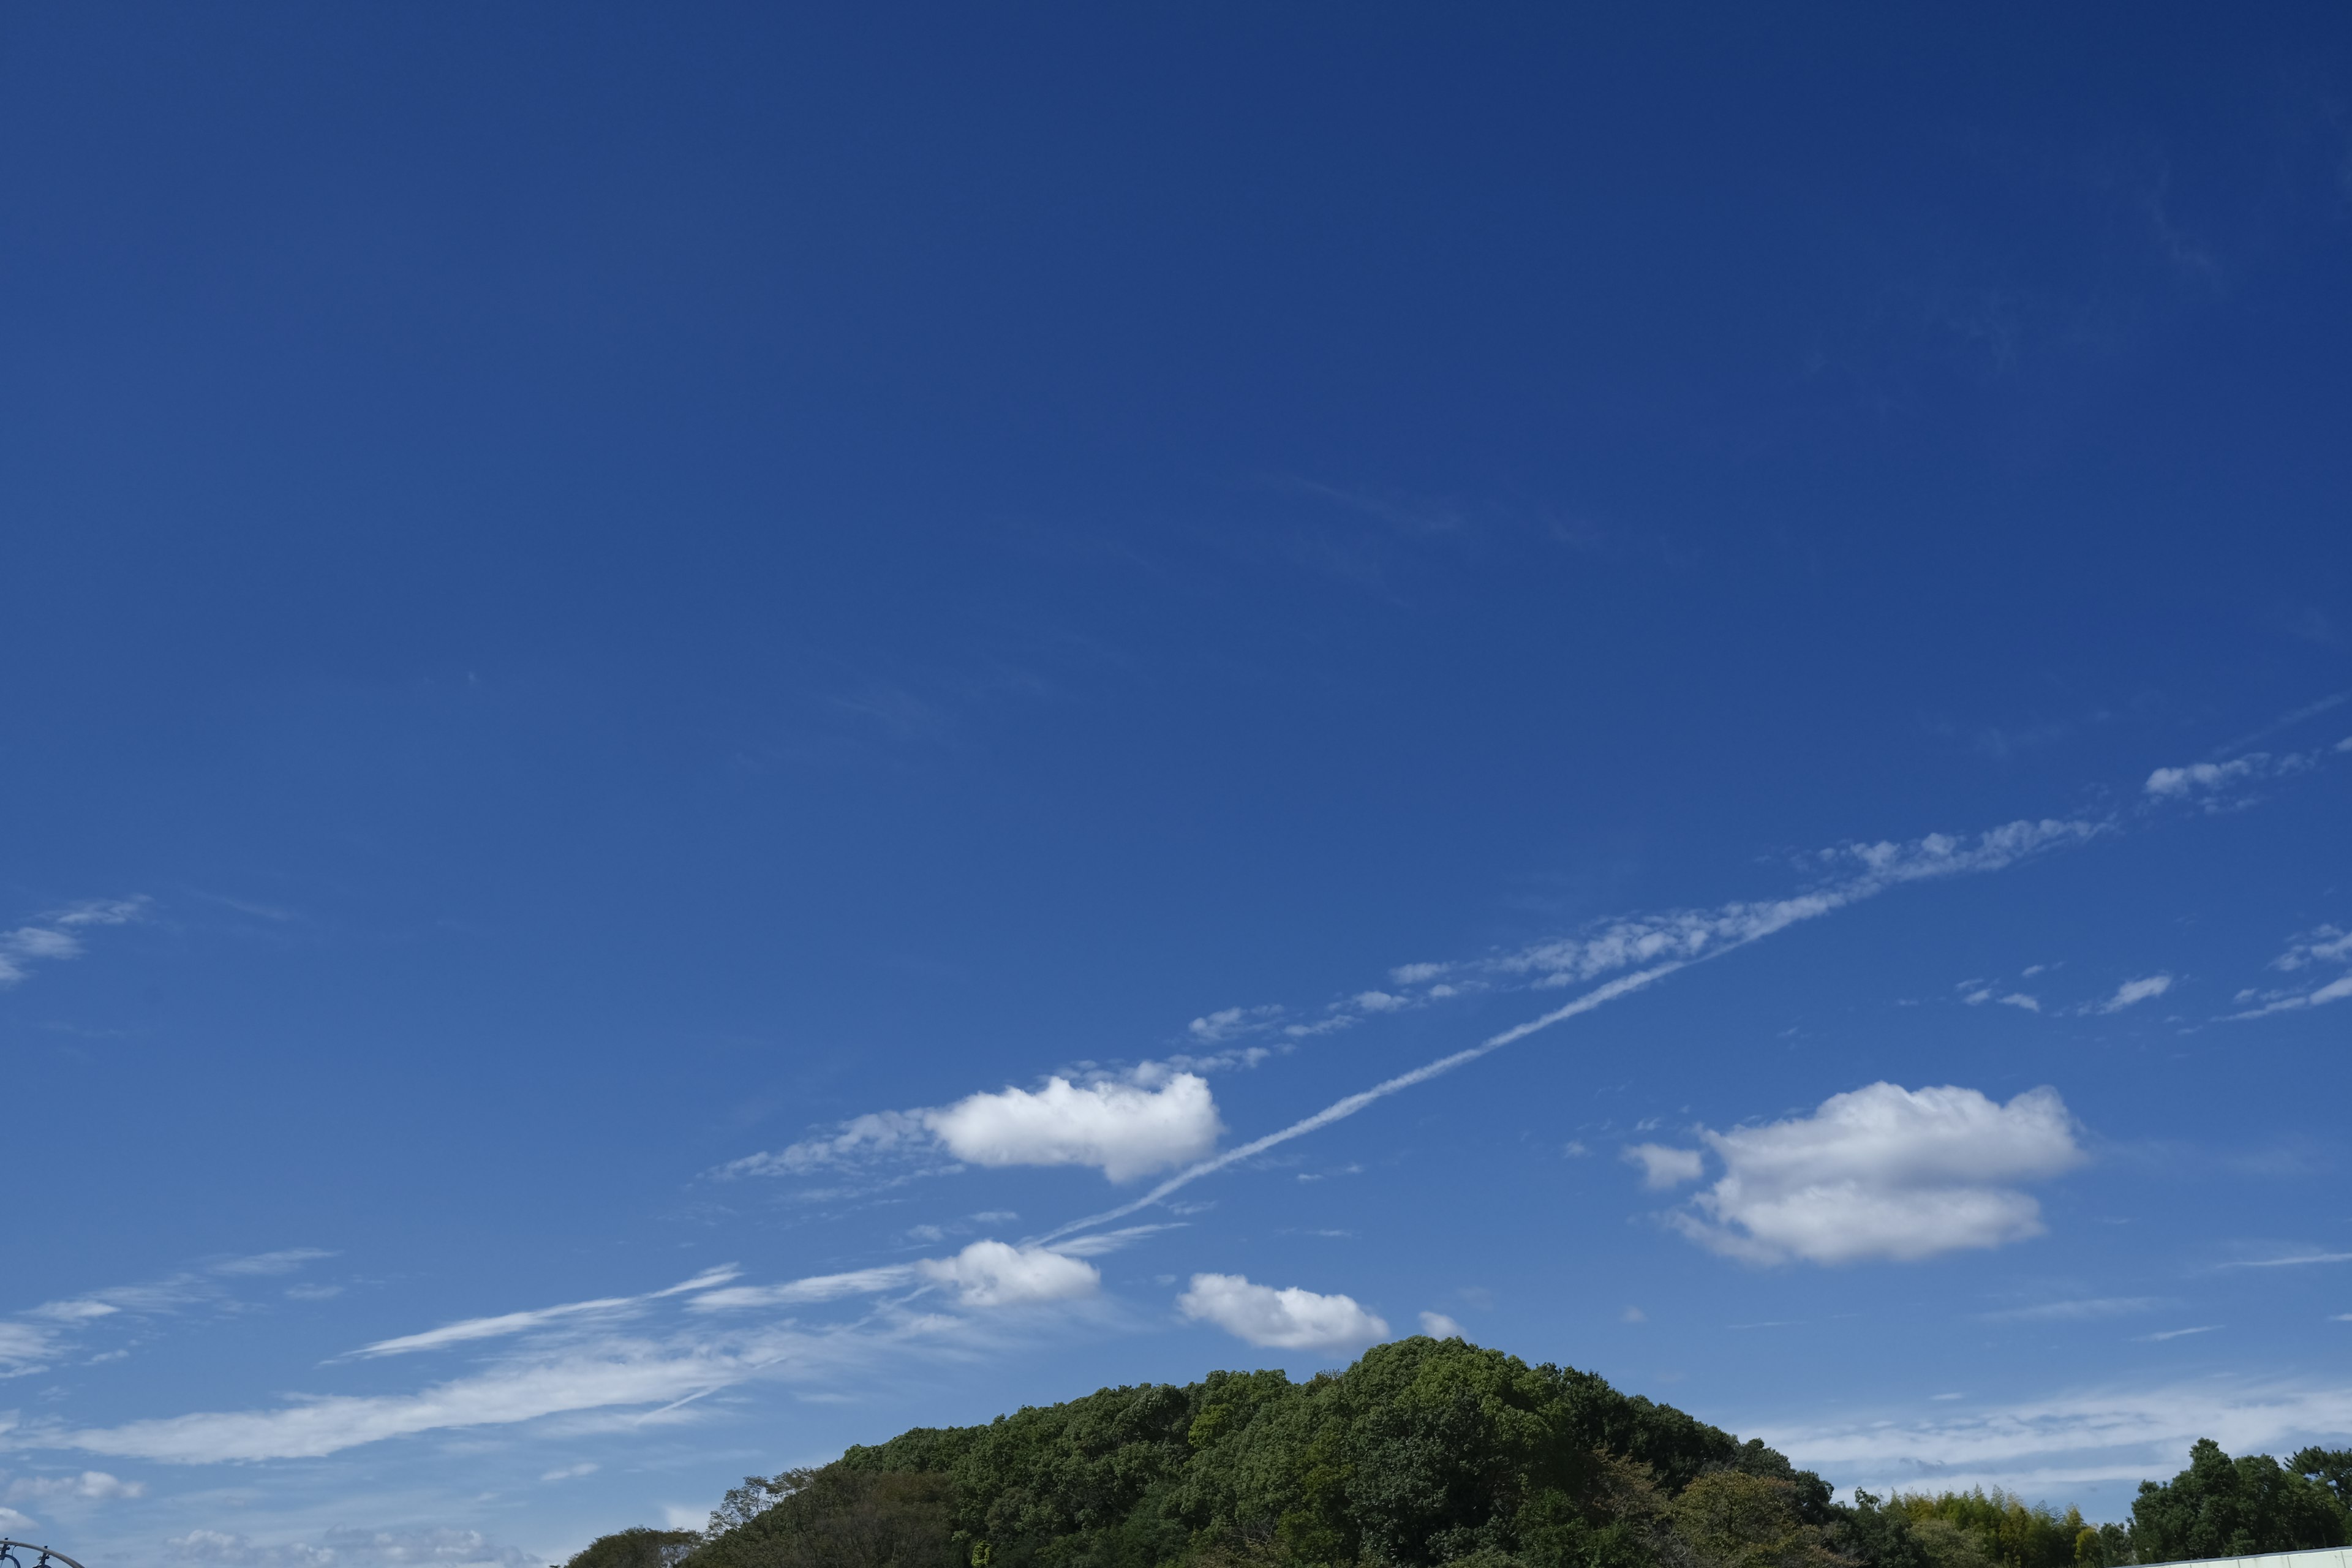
[569,1336,2352,1568]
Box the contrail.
[1030,963,1683,1245]
[1031,812,2123,1248]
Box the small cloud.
[213,1248,335,1277]
[1997,993,2041,1012]
[1624,1143,1705,1190]
[1561,1140,1590,1158]
[913,1240,1098,1308]
[2145,757,2266,797]
[907,1224,944,1243]
[1389,962,1449,984]
[1419,1311,1465,1338]
[2135,1325,2222,1342]
[1931,1392,1965,1401]
[2095,974,2173,1014]
[1177,1273,1389,1352]
[1665,1082,2085,1266]
[1621,1306,1646,1324]
[284,1284,344,1302]
[1351,990,1410,1013]
[1188,1005,1283,1043]
[540,1463,599,1482]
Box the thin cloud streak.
[347,1267,741,1358]
[1036,817,2104,1246]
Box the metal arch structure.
[0,1539,90,1568]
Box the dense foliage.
[2124,1440,2348,1562]
[560,1340,2352,1568]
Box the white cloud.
[540,1461,598,1481]
[60,1338,778,1461]
[211,1248,337,1277]
[6,1470,146,1502]
[2226,926,2352,1019]
[685,1266,915,1312]
[723,1109,932,1177]
[1983,1297,2164,1322]
[1351,990,1410,1013]
[926,1073,1222,1182]
[1487,820,2107,993]
[2146,758,2266,797]
[0,895,148,987]
[914,1241,1098,1307]
[2271,925,2352,971]
[350,1267,741,1357]
[1188,1005,1283,1042]
[729,1071,1223,1184]
[1624,1143,1705,1190]
[1997,993,2041,1012]
[168,1526,535,1568]
[1418,1311,1464,1338]
[0,1322,60,1374]
[2135,1325,2221,1342]
[1177,1273,1388,1351]
[2094,974,2173,1013]
[1756,1376,2352,1498]
[1665,1084,2085,1265]
[1390,962,1449,984]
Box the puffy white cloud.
[1665,1083,2085,1265]
[2093,974,2173,1013]
[1624,1143,1705,1190]
[913,1241,1098,1307]
[1419,1311,1465,1338]
[1177,1273,1388,1351]
[730,1071,1223,1184]
[927,1073,1221,1182]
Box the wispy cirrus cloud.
[1759,1376,2352,1496]
[7,1250,341,1376]
[167,1525,537,1568]
[0,895,149,988]
[348,1267,742,1358]
[1981,1297,2166,1322]
[2225,924,2352,1020]
[35,1241,1111,1464]
[2091,974,2173,1014]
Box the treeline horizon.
[563,1336,2352,1568]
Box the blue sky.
[6,4,2352,1563]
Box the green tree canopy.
[2128,1439,2346,1562]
